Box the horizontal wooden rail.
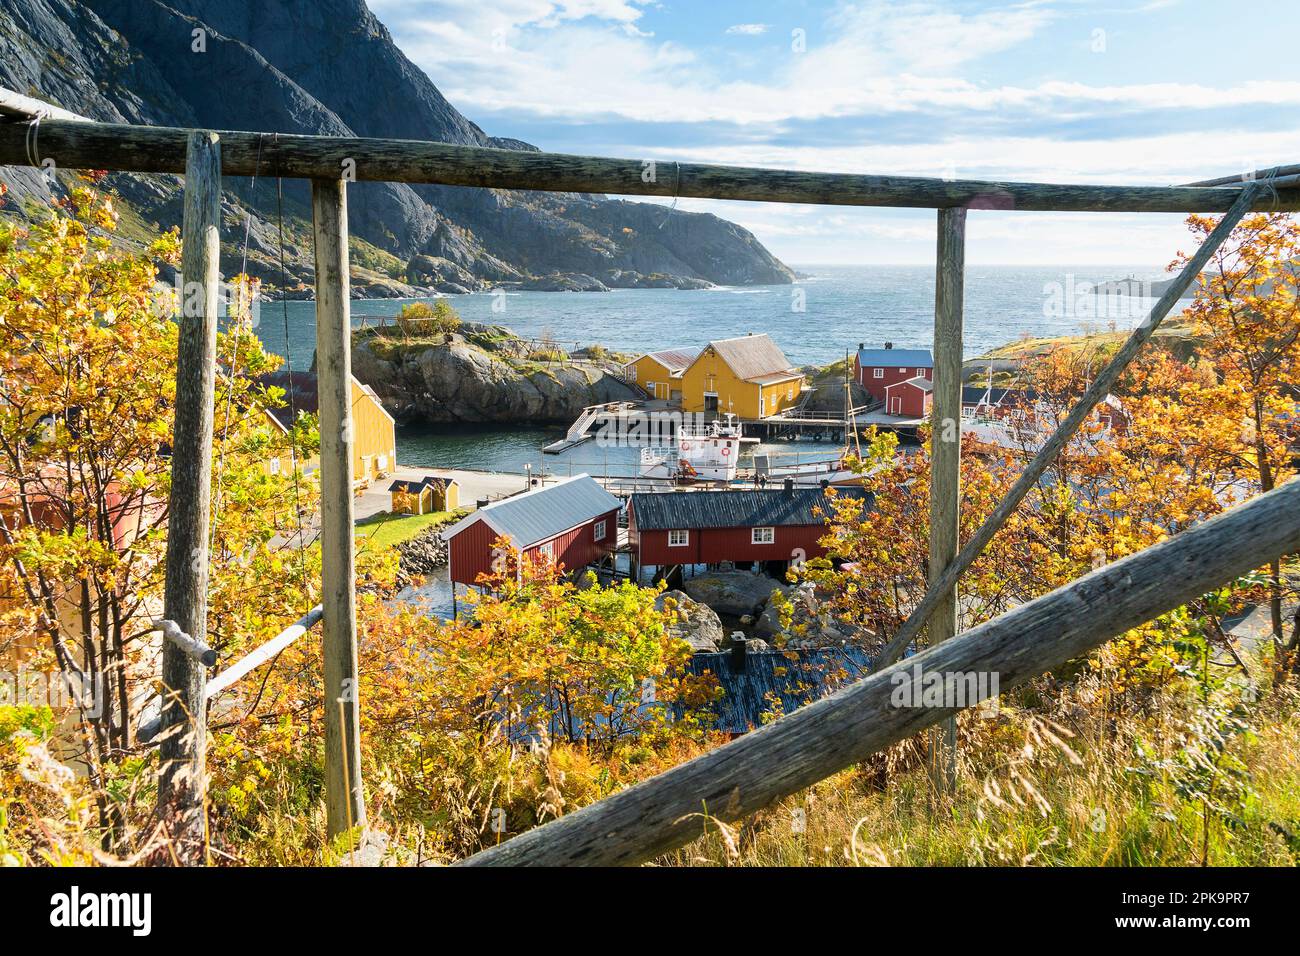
[872,182,1260,670]
[460,476,1300,865]
[2,119,1299,212]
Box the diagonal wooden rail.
[871,182,1261,671]
[461,476,1300,866]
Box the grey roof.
[636,346,701,375]
[629,487,870,532]
[856,347,933,368]
[888,375,932,393]
[440,474,621,547]
[705,334,797,381]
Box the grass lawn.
[354,509,461,551]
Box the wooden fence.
[2,91,1296,863]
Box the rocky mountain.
[0,0,794,296]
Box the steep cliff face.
[350,324,644,425]
[0,0,794,294]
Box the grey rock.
[655,590,724,653]
[681,571,784,619]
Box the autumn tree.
[0,186,316,845]
[1179,212,1300,655]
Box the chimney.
[730,633,748,670]
[858,342,864,351]
[783,477,794,496]
[884,341,894,350]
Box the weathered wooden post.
[929,206,966,792]
[157,130,221,862]
[312,177,367,841]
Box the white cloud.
[725,23,770,35]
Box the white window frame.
[786,385,794,400]
[268,456,282,475]
[751,526,775,545]
[872,368,884,379]
[537,541,554,562]
[897,367,907,373]
[668,529,689,547]
[593,519,607,542]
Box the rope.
[655,162,686,231]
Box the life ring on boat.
[680,441,693,453]
[720,446,731,457]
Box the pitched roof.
[629,487,870,532]
[440,474,621,547]
[255,371,392,428]
[632,347,701,376]
[856,347,933,368]
[961,386,1038,407]
[703,334,798,382]
[886,374,932,393]
[388,475,457,493]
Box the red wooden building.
[882,375,933,418]
[627,484,871,570]
[853,343,934,402]
[441,474,621,587]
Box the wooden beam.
[312,177,366,840]
[1184,164,1300,187]
[2,119,1299,213]
[157,130,221,862]
[0,87,89,123]
[928,207,965,790]
[459,475,1300,866]
[872,182,1262,672]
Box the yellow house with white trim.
[679,333,805,419]
[259,372,397,488]
[622,346,701,401]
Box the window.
[787,385,794,400]
[769,393,777,411]
[751,526,775,545]
[268,457,281,475]
[897,367,907,373]
[872,368,884,379]
[593,519,607,542]
[668,529,689,547]
[537,542,553,562]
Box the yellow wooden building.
[622,347,701,401]
[389,475,460,514]
[259,372,397,488]
[679,333,805,419]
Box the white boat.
[638,415,758,483]
[962,406,1116,457]
[752,451,861,486]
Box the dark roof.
[629,487,870,532]
[388,475,456,493]
[857,346,933,368]
[255,371,388,427]
[683,648,874,734]
[440,474,621,548]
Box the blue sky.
[369,0,1300,267]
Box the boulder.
[655,590,724,653]
[395,524,450,577]
[754,581,873,649]
[681,570,784,619]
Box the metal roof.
[887,374,932,393]
[632,347,701,375]
[629,487,870,532]
[440,474,621,547]
[856,347,933,368]
[703,333,798,381]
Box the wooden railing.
[5,92,1296,863]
